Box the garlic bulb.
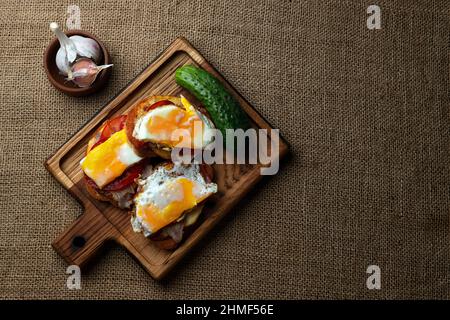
[50,22,102,76]
[67,58,113,88]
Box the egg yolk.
[145,106,205,148]
[137,177,207,233]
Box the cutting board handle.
[52,202,117,268]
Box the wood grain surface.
[45,37,288,280]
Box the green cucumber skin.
[175,65,250,136]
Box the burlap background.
[0,0,449,299]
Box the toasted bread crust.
[125,95,182,159]
[85,179,110,202]
[84,177,124,208]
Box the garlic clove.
[66,58,113,88]
[55,47,70,76]
[51,22,78,76]
[50,22,77,64]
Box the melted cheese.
[80,129,142,188]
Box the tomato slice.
[108,114,127,132]
[91,115,127,151]
[144,100,173,111]
[103,161,145,191]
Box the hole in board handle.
[72,236,86,249]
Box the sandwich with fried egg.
[125,95,215,159]
[131,162,217,249]
[80,115,147,209]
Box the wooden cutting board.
[45,37,289,280]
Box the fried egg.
[80,129,143,188]
[132,96,214,149]
[131,163,217,236]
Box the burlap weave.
[0,0,449,299]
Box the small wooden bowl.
[43,30,111,96]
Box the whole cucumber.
[175,65,250,138]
